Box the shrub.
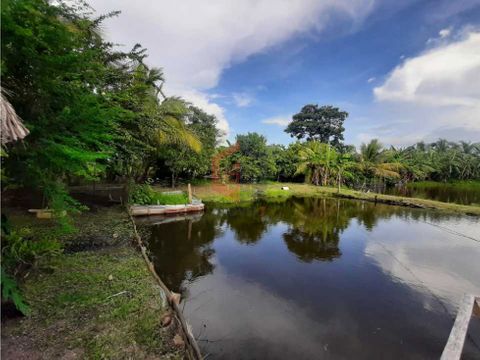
[1,228,62,314]
[128,184,156,205]
[1,267,30,315]
[128,184,189,205]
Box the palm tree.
[114,65,201,181]
[359,139,401,186]
[432,138,450,153]
[333,153,356,193]
[129,64,200,152]
[429,140,461,181]
[156,97,201,152]
[145,67,167,100]
[296,141,337,186]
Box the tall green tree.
[358,139,402,184]
[1,0,200,210]
[224,133,276,182]
[160,105,220,186]
[332,152,356,192]
[2,0,124,214]
[296,141,338,186]
[285,105,348,146]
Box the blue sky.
[91,0,480,147]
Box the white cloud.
[374,31,480,107]
[89,0,376,138]
[232,92,254,108]
[362,30,480,146]
[262,116,291,127]
[177,88,230,138]
[438,27,452,38]
[364,217,480,312]
[367,77,376,83]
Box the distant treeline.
[218,135,480,188]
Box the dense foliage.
[1,0,204,205]
[225,133,276,182]
[285,104,348,146]
[128,183,188,205]
[159,105,221,186]
[1,224,62,314]
[219,136,480,187]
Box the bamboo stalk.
[128,210,203,360]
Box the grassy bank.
[1,207,184,359]
[164,182,480,216]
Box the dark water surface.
[382,183,480,205]
[140,197,480,359]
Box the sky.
[89,0,480,147]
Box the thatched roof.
[1,90,29,145]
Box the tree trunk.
[313,168,320,186]
[171,171,176,188]
[337,173,341,193]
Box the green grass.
[262,188,293,199]
[2,207,183,359]
[152,192,189,205]
[5,248,182,359]
[176,182,480,216]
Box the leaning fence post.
[188,183,192,204]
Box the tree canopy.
[1,0,204,211]
[285,104,348,146]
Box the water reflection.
[280,198,346,261]
[142,197,477,291]
[221,205,268,244]
[383,183,480,205]
[145,211,220,291]
[140,197,480,359]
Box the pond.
[382,182,480,205]
[139,197,480,359]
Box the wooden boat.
[130,202,204,216]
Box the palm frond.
[1,90,29,145]
[157,116,201,153]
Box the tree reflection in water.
[143,211,222,292]
[142,196,468,291]
[222,205,269,244]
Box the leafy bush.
[128,184,156,205]
[2,228,63,272]
[1,228,63,314]
[128,184,188,205]
[1,267,30,315]
[44,182,88,234]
